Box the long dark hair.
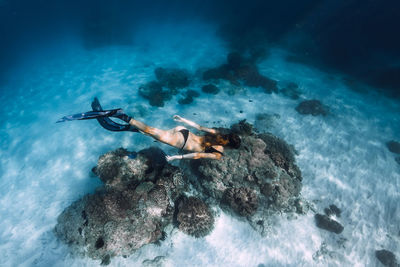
[202,132,241,149]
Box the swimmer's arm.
[166,152,222,161]
[173,115,217,134]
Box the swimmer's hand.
[173,115,183,123]
[165,155,185,162]
[166,155,181,162]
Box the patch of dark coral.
[314,214,344,234]
[139,67,191,107]
[203,65,238,85]
[138,147,168,173]
[202,52,278,93]
[175,196,214,238]
[236,64,277,93]
[95,148,134,189]
[95,147,169,190]
[178,89,200,105]
[324,204,341,218]
[223,187,258,217]
[386,140,400,154]
[375,249,398,267]
[186,89,200,98]
[258,133,301,181]
[280,82,301,100]
[178,97,193,105]
[201,84,220,94]
[154,67,190,94]
[230,119,253,136]
[138,81,172,107]
[295,100,328,116]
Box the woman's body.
[128,115,224,161]
[57,98,240,161]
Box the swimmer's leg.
[91,98,138,132]
[100,103,175,145]
[90,98,170,141]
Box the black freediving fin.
[56,108,122,123]
[91,97,138,132]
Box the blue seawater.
[0,1,399,266]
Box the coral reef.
[203,65,238,85]
[223,187,258,216]
[386,140,400,154]
[182,125,302,234]
[138,81,172,107]
[375,249,398,267]
[324,204,341,218]
[314,214,344,234]
[236,64,277,93]
[56,121,304,261]
[280,82,301,100]
[55,147,187,263]
[230,119,253,136]
[175,196,214,238]
[55,186,167,261]
[202,52,278,93]
[178,89,200,105]
[201,84,220,94]
[139,67,191,107]
[154,67,190,93]
[295,100,328,116]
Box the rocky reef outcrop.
[175,196,214,238]
[280,82,301,100]
[178,89,200,105]
[202,52,278,94]
[201,84,220,94]
[55,121,304,262]
[314,214,344,234]
[154,67,190,93]
[138,81,172,107]
[55,147,188,263]
[222,187,258,216]
[385,140,400,166]
[139,67,191,107]
[182,121,303,234]
[375,249,398,267]
[295,99,328,116]
[386,140,400,154]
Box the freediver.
[57,98,241,161]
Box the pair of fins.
[56,98,138,132]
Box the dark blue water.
[1,0,400,96]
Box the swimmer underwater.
[57,98,241,161]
